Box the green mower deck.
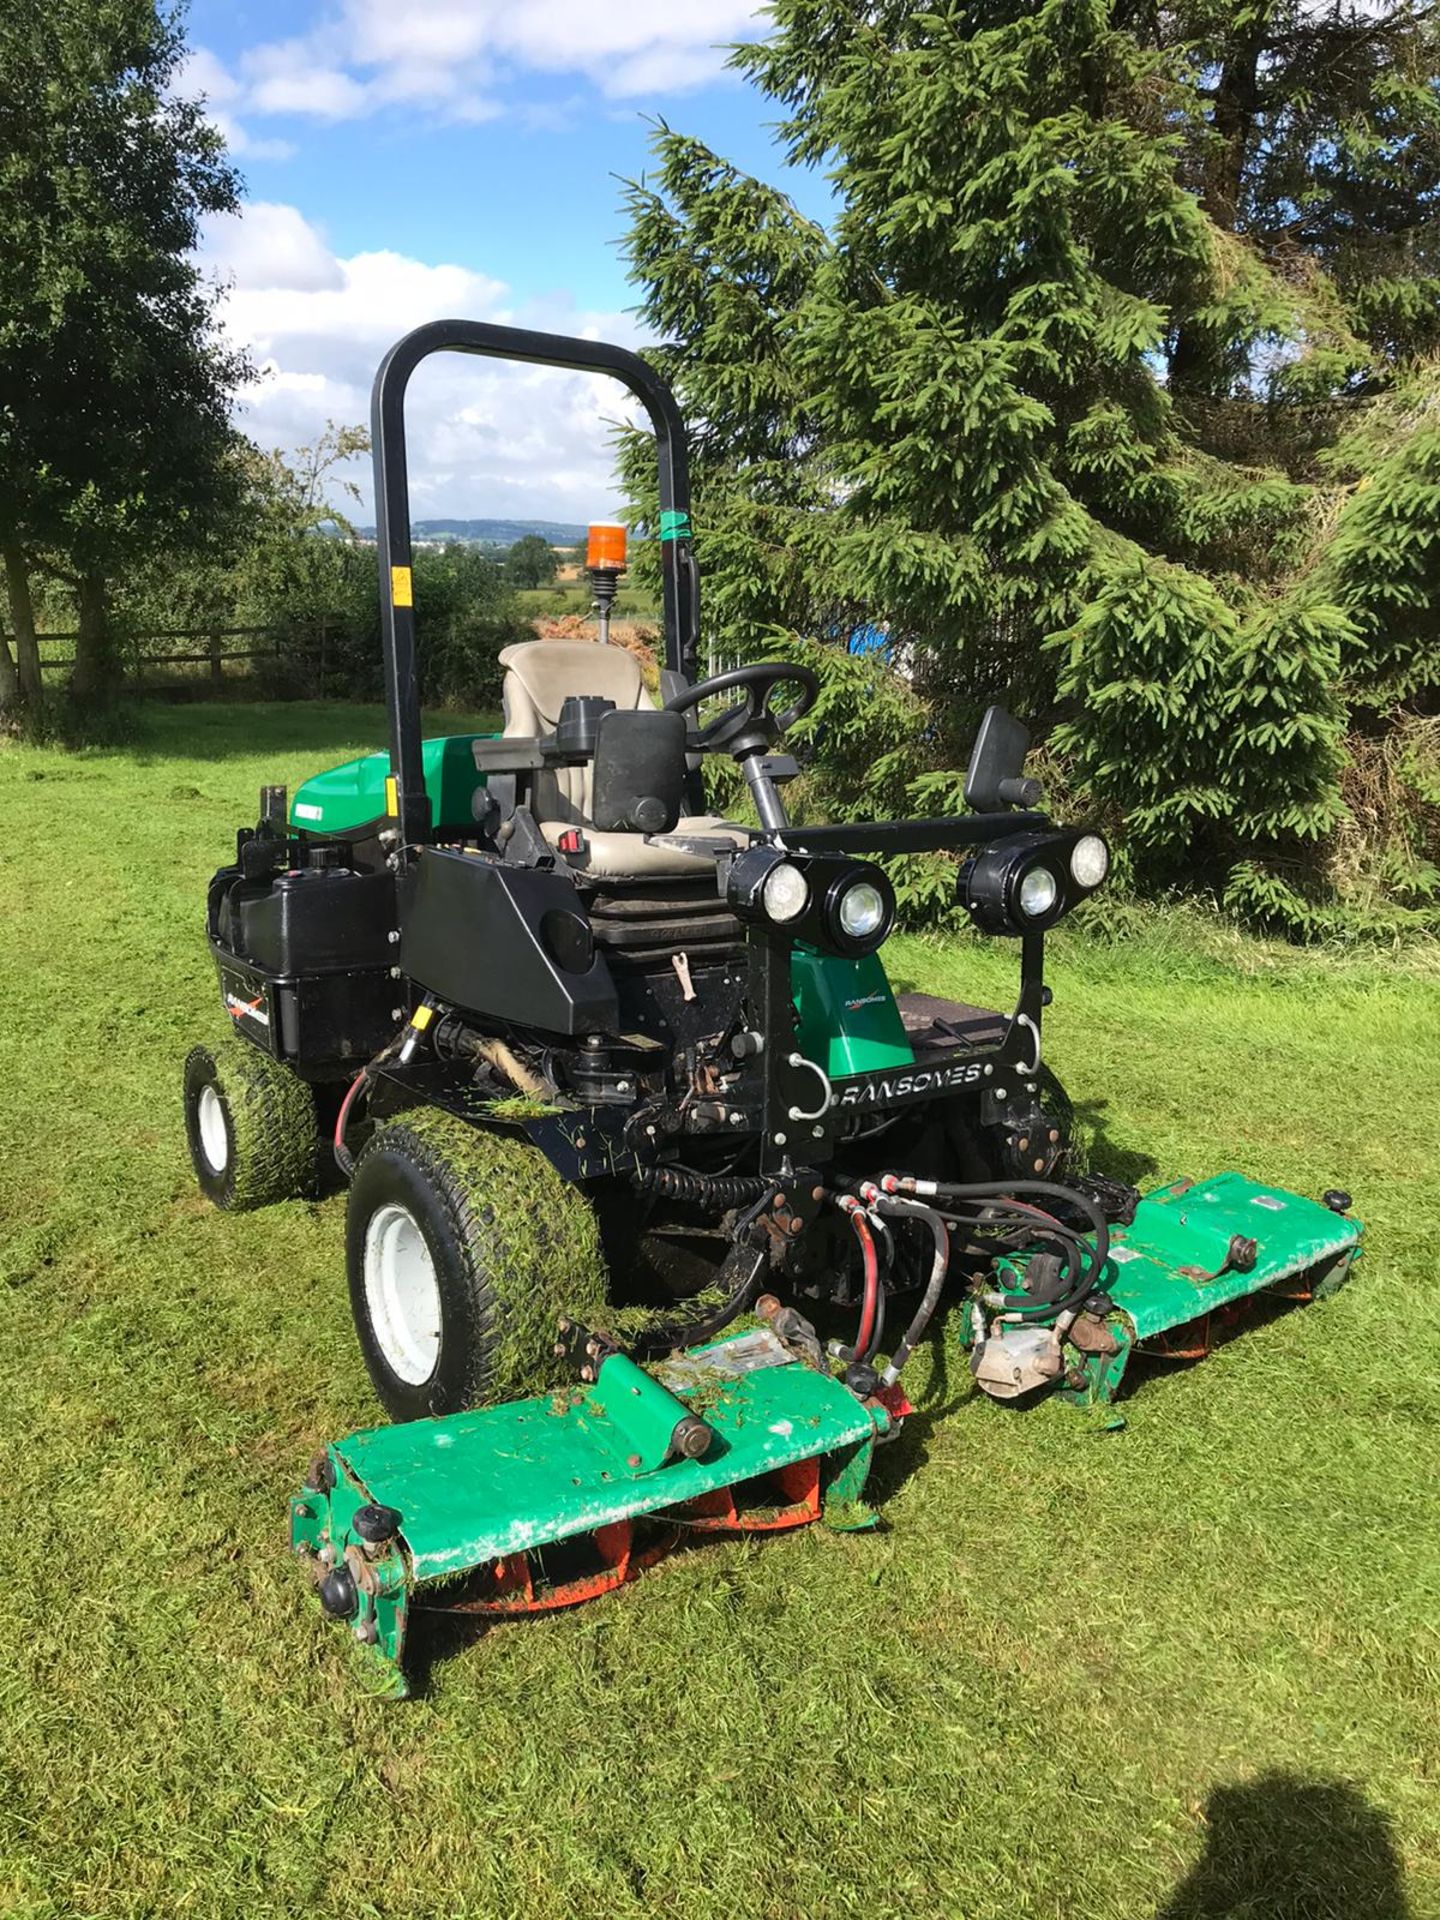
[292,1328,890,1697]
[996,1173,1362,1405]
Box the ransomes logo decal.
[838,1060,987,1106]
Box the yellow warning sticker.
[385,774,398,817]
[390,565,413,607]
[411,1003,434,1031]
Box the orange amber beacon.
[586,522,627,570]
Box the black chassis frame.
[212,319,1069,1192]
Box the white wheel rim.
[197,1084,229,1174]
[363,1203,442,1385]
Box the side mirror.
[963,706,1042,813]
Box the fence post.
[208,628,223,685]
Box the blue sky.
[185,0,826,523]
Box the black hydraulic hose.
[632,1165,772,1210]
[883,1174,1109,1319]
[863,1261,887,1365]
[939,1196,1089,1313]
[627,1182,781,1357]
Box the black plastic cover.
[398,848,618,1035]
[590,708,687,833]
[238,868,397,974]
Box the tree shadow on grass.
[1158,1774,1410,1920]
[119,700,498,764]
[1070,1094,1161,1189]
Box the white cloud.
[203,201,346,293]
[185,0,763,134]
[202,202,647,524]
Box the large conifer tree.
[622,0,1440,927]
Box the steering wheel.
[662,661,821,757]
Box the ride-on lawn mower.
[184,321,1362,1695]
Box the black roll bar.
[370,319,698,845]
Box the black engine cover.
[398,847,619,1036]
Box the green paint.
[1098,1173,1361,1343]
[792,948,914,1077]
[291,1332,888,1694]
[289,733,495,835]
[658,510,691,542]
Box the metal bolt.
[1026,1083,1037,1095]
[729,1112,744,1126]
[616,1080,632,1093]
[353,1619,378,1645]
[390,1007,404,1021]
[994,1087,1008,1100]
[389,966,402,979]
[812,1126,824,1139]
[983,1064,994,1077]
[774,1132,787,1146]
[387,929,400,944]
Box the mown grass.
[0,701,1436,1920]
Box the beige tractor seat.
[500,638,748,879]
[500,638,651,830]
[540,817,750,879]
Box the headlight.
[1017,867,1058,919]
[837,879,886,940]
[958,827,1109,936]
[761,861,809,923]
[1070,834,1109,889]
[726,848,895,955]
[822,864,896,955]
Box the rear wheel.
[346,1109,607,1420]
[183,1038,317,1210]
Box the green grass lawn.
[1,702,1437,1920]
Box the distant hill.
[358,517,587,547]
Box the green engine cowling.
[289,734,495,837]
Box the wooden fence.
[35,622,342,694]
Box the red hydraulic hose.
[847,1209,880,1362]
[333,1069,368,1175]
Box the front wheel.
[346,1109,607,1420]
[183,1039,317,1210]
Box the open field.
[0,702,1437,1920]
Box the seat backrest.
[499,639,653,823]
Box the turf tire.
[184,1038,318,1211]
[346,1109,607,1421]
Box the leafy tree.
[0,0,249,721]
[504,533,559,588]
[620,0,1440,927]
